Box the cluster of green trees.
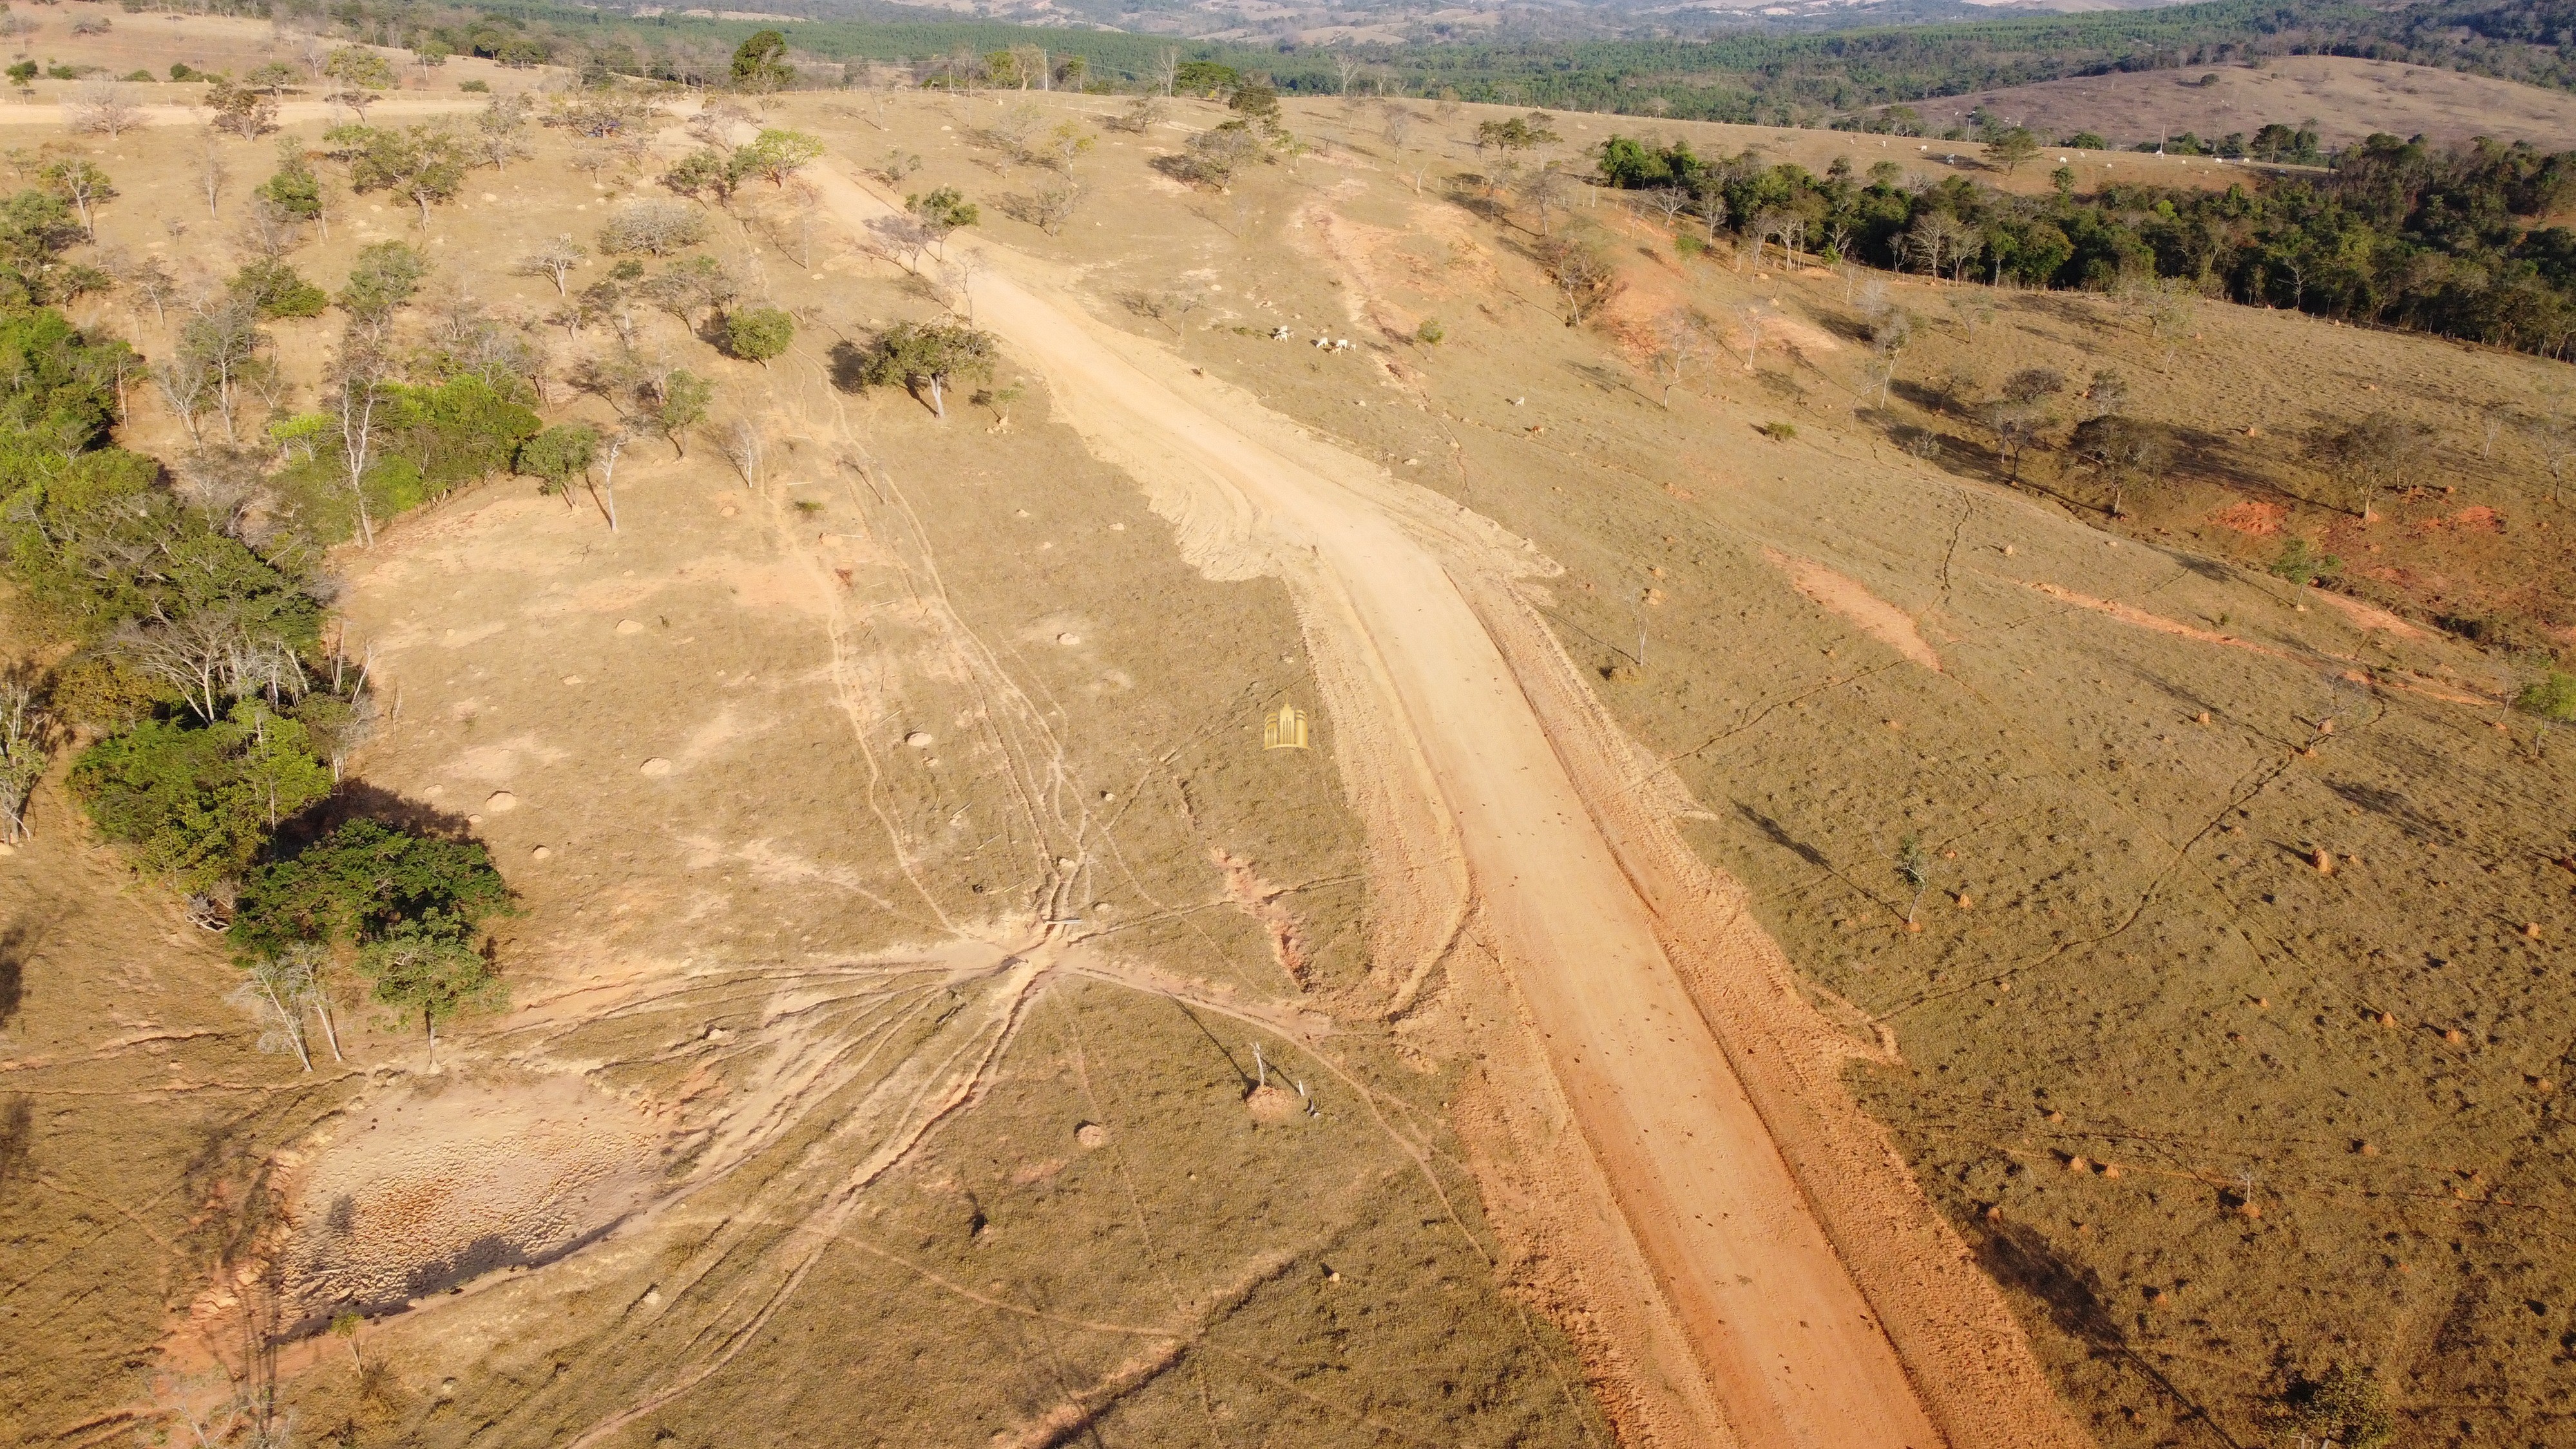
[0,131,537,1070]
[0,279,510,1064]
[1598,129,2576,356]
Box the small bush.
[459,78,490,93]
[120,70,157,83]
[724,307,795,365]
[516,424,598,493]
[169,62,198,82]
[1415,319,1444,346]
[1762,421,1797,440]
[229,259,328,319]
[2269,536,2340,587]
[2285,1363,2392,1449]
[2517,671,2576,723]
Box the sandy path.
[804,165,2086,1448]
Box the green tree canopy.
[730,30,793,91]
[846,321,997,417]
[324,124,470,227]
[230,817,510,959]
[68,702,333,891]
[724,306,795,366]
[516,423,598,493]
[229,258,328,319]
[338,240,429,323]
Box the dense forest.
[183,0,2576,129]
[1597,126,2576,355]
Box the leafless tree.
[514,234,587,296]
[234,954,315,1071]
[180,300,267,444]
[113,609,307,724]
[1537,232,1621,327]
[196,127,231,221]
[1381,104,1415,149]
[0,674,48,846]
[2538,408,2576,506]
[723,419,765,491]
[592,428,631,531]
[240,196,303,261]
[1639,186,1690,231]
[155,348,211,442]
[2083,415,2165,516]
[2307,412,2434,519]
[475,92,532,172]
[1518,166,1575,236]
[1903,211,1975,279]
[66,78,143,138]
[1648,307,1712,402]
[1007,176,1083,237]
[328,345,392,545]
[1866,312,1913,408]
[1154,46,1179,98]
[1737,300,1773,366]
[774,178,822,265]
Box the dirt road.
[806,160,2086,1448]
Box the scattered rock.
[640,757,674,777]
[615,619,645,635]
[2443,1028,2466,1045]
[2312,848,2335,874]
[720,506,738,518]
[1056,632,1080,645]
[2066,1155,2091,1173]
[2357,1141,2378,1156]
[485,790,519,813]
[1955,893,1974,910]
[1074,1122,1108,1149]
[531,846,553,861]
[562,675,583,686]
[2524,922,2544,939]
[2100,1163,2122,1180]
[905,732,933,749]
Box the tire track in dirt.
[803,162,2088,1448]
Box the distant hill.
[1923,53,2576,151]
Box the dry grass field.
[1930,52,2576,151]
[0,27,2570,1449]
